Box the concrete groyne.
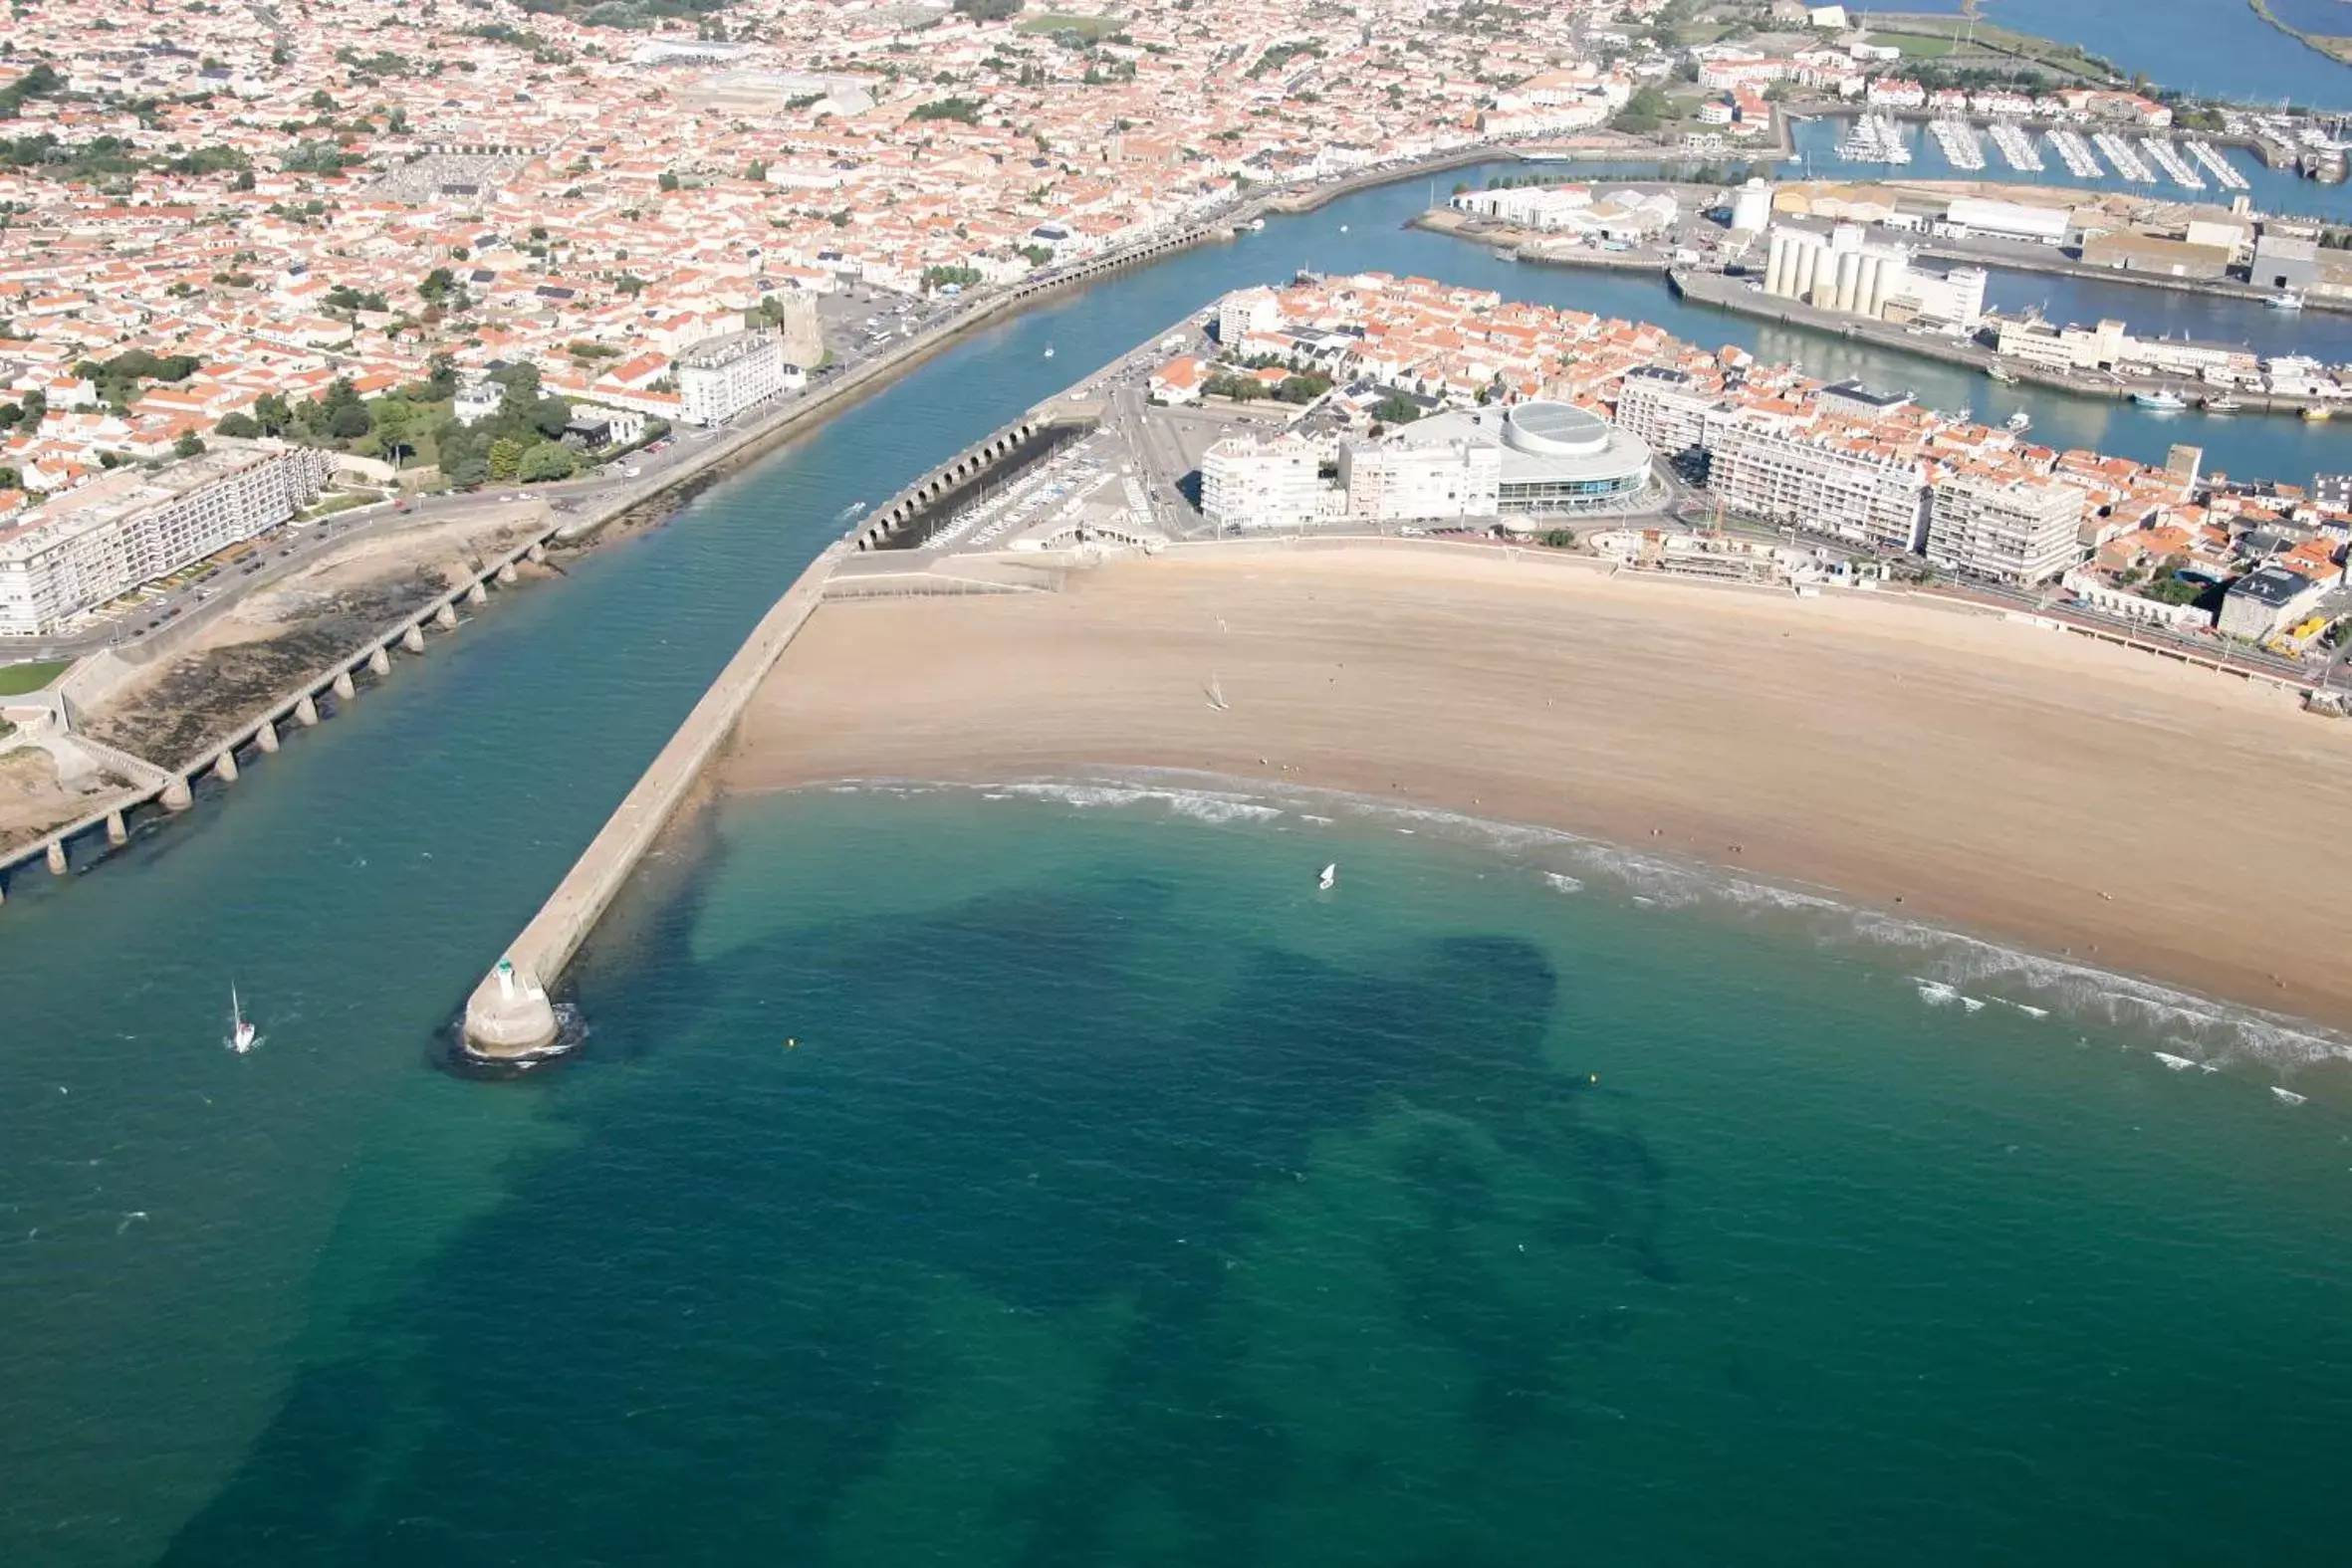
[459,391,1090,1055]
[460,543,848,1058]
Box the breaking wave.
[806,771,2352,1079]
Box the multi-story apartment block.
[1201,434,1322,532]
[1337,436,1502,524]
[0,443,331,635]
[1925,473,2090,582]
[676,330,790,427]
[1615,366,1723,466]
[1710,416,1932,553]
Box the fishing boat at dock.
[2203,394,2243,414]
[2132,388,2188,411]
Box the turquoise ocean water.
[157,784,2352,1564]
[5,150,2352,1564]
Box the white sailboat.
[1317,862,1336,891]
[1043,342,1056,359]
[227,986,257,1054]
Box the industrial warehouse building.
[1760,223,1988,330]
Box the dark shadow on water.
[158,863,1676,1565]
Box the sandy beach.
[724,543,2352,1029]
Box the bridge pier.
[466,579,489,607]
[106,809,126,847]
[496,560,519,585]
[254,720,279,754]
[333,669,356,701]
[527,542,547,564]
[370,644,393,675]
[214,750,239,784]
[47,839,68,876]
[402,624,426,654]
[434,600,459,630]
[294,693,320,727]
[161,776,192,811]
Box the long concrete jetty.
[460,542,848,1057]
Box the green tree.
[173,429,205,459]
[370,399,416,467]
[909,97,984,124]
[329,401,372,440]
[1611,86,1674,135]
[418,265,455,303]
[517,441,576,483]
[215,411,260,438]
[1276,372,1330,404]
[487,436,526,481]
[1372,394,1423,424]
[253,392,292,435]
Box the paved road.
[0,298,973,667]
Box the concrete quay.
[460,542,847,1058]
[1667,268,2336,416]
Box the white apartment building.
[1615,367,1722,461]
[1216,287,1282,346]
[1337,436,1502,524]
[1710,416,1932,553]
[0,443,331,635]
[676,329,791,427]
[1925,472,2089,582]
[1201,434,1322,532]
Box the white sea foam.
[2154,1051,2200,1072]
[1914,979,1963,1008]
[2272,1086,2309,1106]
[995,780,1284,826]
[820,771,2352,1077]
[1542,872,1584,895]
